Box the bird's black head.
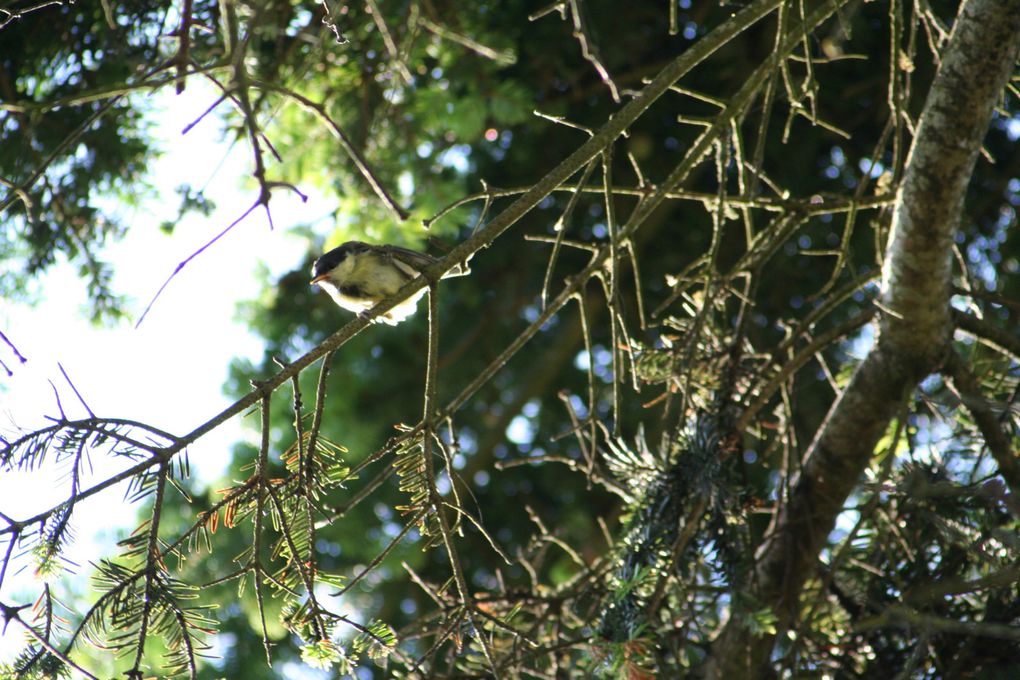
[311,241,367,279]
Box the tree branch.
[943,351,1020,495]
[953,309,1020,361]
[707,0,1020,675]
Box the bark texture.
[706,0,1020,675]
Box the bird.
[311,241,470,325]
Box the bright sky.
[0,84,333,667]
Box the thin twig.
[58,363,95,418]
[136,199,261,328]
[251,79,409,220]
[417,16,516,64]
[0,329,27,365]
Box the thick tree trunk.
[705,0,1020,675]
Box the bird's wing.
[380,244,472,279]
[380,245,436,268]
[378,245,436,279]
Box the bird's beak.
[311,274,330,286]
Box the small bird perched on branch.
[311,241,470,325]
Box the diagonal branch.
[943,351,1020,495]
[953,309,1020,360]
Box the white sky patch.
[0,82,336,664]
